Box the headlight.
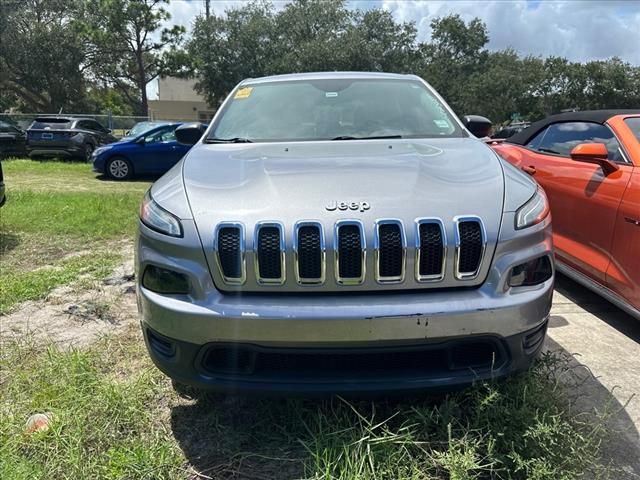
[93,146,109,156]
[139,190,183,237]
[515,187,549,230]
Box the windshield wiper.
[205,137,253,143]
[538,147,561,155]
[330,135,403,141]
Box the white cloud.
[380,0,640,64]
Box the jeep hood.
[182,138,505,232]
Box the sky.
[150,0,640,98]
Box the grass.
[0,158,149,312]
[0,333,616,480]
[0,331,184,479]
[0,158,622,479]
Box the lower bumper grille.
[200,339,507,380]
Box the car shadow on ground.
[95,173,161,183]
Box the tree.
[187,0,421,104]
[188,1,277,106]
[80,0,185,115]
[419,14,489,115]
[0,0,90,112]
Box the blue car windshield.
[209,78,463,142]
[124,122,167,139]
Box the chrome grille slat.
[415,218,446,282]
[294,221,325,285]
[255,222,286,284]
[455,217,486,280]
[335,220,366,285]
[374,220,405,283]
[214,223,246,285]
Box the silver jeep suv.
[136,72,553,394]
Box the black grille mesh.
[297,226,322,279]
[217,227,242,278]
[338,225,362,279]
[458,221,483,274]
[418,223,444,276]
[257,226,282,279]
[378,224,403,278]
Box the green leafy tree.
[188,0,277,106]
[187,0,421,105]
[419,14,489,115]
[0,0,89,112]
[80,0,185,115]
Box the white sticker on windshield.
[325,92,338,97]
[434,119,450,128]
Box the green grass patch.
[1,159,149,195]
[1,337,615,480]
[1,190,141,238]
[1,159,148,300]
[0,334,185,479]
[0,253,120,314]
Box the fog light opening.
[142,265,190,294]
[509,256,552,287]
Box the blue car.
[92,123,192,180]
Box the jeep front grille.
[213,217,487,289]
[455,217,486,279]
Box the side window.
[145,127,176,144]
[533,122,623,162]
[76,120,91,130]
[89,121,106,133]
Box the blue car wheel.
[106,156,133,180]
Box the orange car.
[491,110,640,319]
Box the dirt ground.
[1,247,137,348]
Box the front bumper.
[137,211,553,394]
[142,319,548,395]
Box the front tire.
[106,156,133,180]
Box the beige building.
[148,77,215,122]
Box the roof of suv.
[242,71,420,84]
[33,117,93,123]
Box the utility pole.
[205,0,210,19]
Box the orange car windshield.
[624,118,640,143]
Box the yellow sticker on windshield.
[234,87,253,99]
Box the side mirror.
[570,143,619,175]
[462,115,492,138]
[175,123,207,146]
[135,136,145,145]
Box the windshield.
[128,122,166,138]
[625,117,640,143]
[30,119,72,130]
[208,78,463,142]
